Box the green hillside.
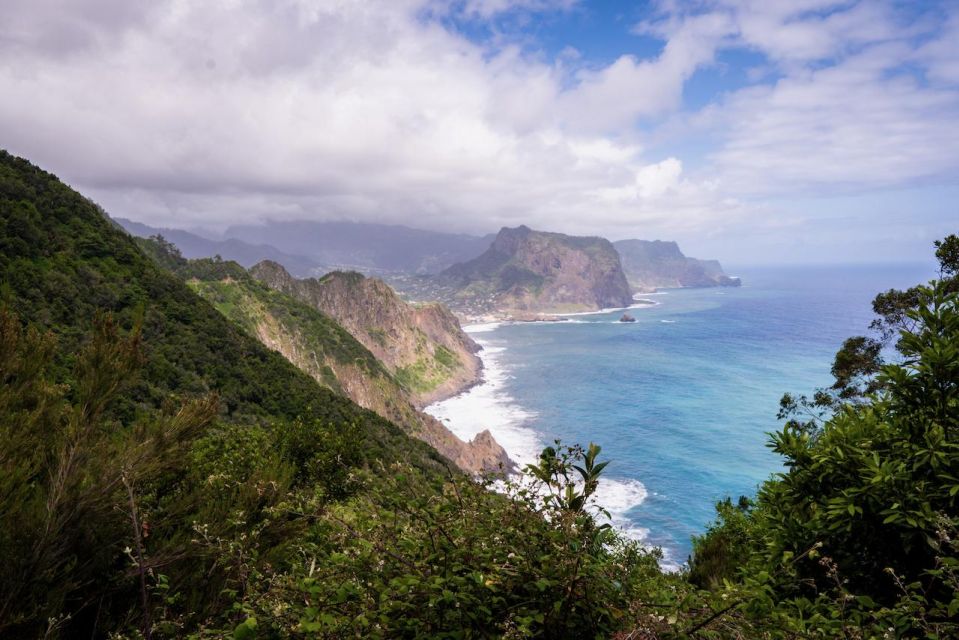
[133,240,508,474]
[0,151,432,453]
[136,238,426,438]
[0,152,664,638]
[2,149,957,638]
[0,151,448,636]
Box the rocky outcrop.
[251,260,481,408]
[187,269,511,474]
[440,225,633,314]
[613,239,741,292]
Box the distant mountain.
[224,220,494,274]
[613,239,741,291]
[113,217,324,277]
[251,260,483,408]
[441,225,633,314]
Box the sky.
[1,0,957,264]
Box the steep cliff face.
[251,260,482,408]
[182,266,509,474]
[441,225,633,313]
[613,239,741,292]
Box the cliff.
[613,239,741,292]
[141,250,511,474]
[441,225,633,314]
[250,260,482,408]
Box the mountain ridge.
[614,239,741,291]
[225,219,494,274]
[439,225,634,314]
[250,260,484,408]
[133,240,510,474]
[114,218,740,300]
[114,216,324,277]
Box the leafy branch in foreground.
[779,233,959,434]
[0,309,218,635]
[679,238,959,638]
[281,442,663,639]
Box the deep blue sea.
[428,263,934,567]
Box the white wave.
[426,336,544,466]
[660,319,676,324]
[544,301,660,317]
[464,322,503,334]
[427,325,665,567]
[592,477,649,535]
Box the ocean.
[427,263,934,568]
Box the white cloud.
[0,0,956,262]
[0,0,734,239]
[451,0,579,20]
[691,4,959,197]
[554,11,734,131]
[916,11,959,85]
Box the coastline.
[414,343,485,409]
[425,320,663,564]
[541,299,659,317]
[458,298,660,325]
[426,323,544,466]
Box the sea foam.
[427,323,651,551]
[543,301,660,318]
[427,332,543,465]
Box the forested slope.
[2,149,957,638]
[135,237,510,474]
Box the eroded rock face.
[420,421,515,475]
[254,309,507,475]
[613,239,742,292]
[251,260,481,408]
[192,265,510,475]
[441,225,634,313]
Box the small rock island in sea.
[619,313,636,323]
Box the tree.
[0,309,217,636]
[779,234,959,432]
[687,237,959,638]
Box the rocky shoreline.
[416,350,516,475]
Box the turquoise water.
[429,264,933,566]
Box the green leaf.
[233,617,258,640]
[856,595,876,608]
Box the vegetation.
[393,341,462,396]
[0,151,447,636]
[139,237,457,443]
[0,300,661,636]
[677,235,959,637]
[2,149,958,638]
